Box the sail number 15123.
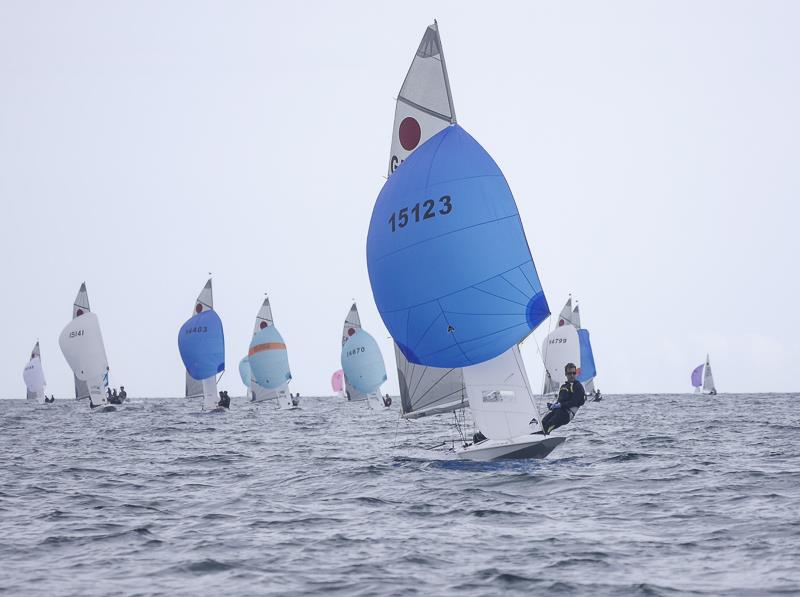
[388,195,452,232]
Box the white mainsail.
[72,282,92,400]
[557,297,575,328]
[342,303,368,401]
[541,323,581,395]
[186,278,213,399]
[24,342,46,402]
[703,354,717,393]
[59,311,109,408]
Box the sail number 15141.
[388,195,452,232]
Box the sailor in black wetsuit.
[541,362,586,435]
[218,391,231,409]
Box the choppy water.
[1,393,798,596]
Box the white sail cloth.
[59,312,109,407]
[23,356,46,401]
[463,346,541,440]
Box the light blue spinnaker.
[577,329,596,382]
[367,124,549,369]
[239,356,251,389]
[248,325,291,390]
[341,329,387,394]
[178,310,225,380]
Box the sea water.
[1,394,798,595]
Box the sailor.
[112,388,118,400]
[383,394,392,407]
[217,391,229,408]
[119,386,127,402]
[541,362,586,435]
[107,387,112,399]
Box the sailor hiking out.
[541,362,586,435]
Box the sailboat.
[367,22,561,460]
[23,342,47,402]
[542,297,599,400]
[331,369,345,399]
[248,316,295,410]
[72,283,93,400]
[691,354,717,395]
[340,326,388,410]
[247,297,296,409]
[341,303,389,409]
[185,279,213,399]
[178,281,225,411]
[59,283,113,411]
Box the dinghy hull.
[455,435,565,461]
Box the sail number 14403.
[388,195,452,232]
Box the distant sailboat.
[367,23,560,459]
[178,290,225,412]
[341,303,368,402]
[23,342,46,402]
[691,354,717,395]
[59,283,112,411]
[72,283,93,400]
[185,279,213,400]
[341,327,388,410]
[248,297,296,409]
[331,369,345,399]
[248,320,295,410]
[541,297,599,400]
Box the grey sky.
[2,1,798,398]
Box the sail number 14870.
[388,195,452,232]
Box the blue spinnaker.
[239,356,251,388]
[341,329,387,394]
[178,309,225,380]
[367,124,549,368]
[248,325,291,390]
[577,329,596,382]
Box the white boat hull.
[455,434,566,461]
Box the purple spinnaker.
[691,364,703,387]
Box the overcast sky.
[2,1,798,398]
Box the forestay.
[463,345,541,439]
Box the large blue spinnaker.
[178,310,225,380]
[367,124,549,368]
[341,329,387,394]
[577,329,596,382]
[248,325,292,390]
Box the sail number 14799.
[388,195,452,232]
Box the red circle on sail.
[76,309,84,317]
[347,328,355,336]
[195,304,202,313]
[399,117,421,151]
[260,321,268,329]
[558,319,564,327]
